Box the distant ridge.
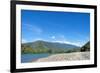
[21,40,81,54]
[23,40,80,49]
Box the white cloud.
[23,24,43,35]
[32,26,43,34]
[53,40,82,47]
[51,35,83,47]
[51,36,55,39]
[32,38,43,41]
[22,39,28,43]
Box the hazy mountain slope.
[21,40,80,54]
[23,40,79,49]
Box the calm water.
[21,53,50,63]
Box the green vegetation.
[22,45,49,54]
[21,40,90,54]
[81,41,90,52]
[21,46,80,54]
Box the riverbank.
[32,52,90,62]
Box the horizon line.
[21,39,89,47]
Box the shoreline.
[32,52,90,62]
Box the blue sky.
[21,10,90,47]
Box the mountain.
[81,41,90,52]
[23,40,79,49]
[21,40,80,54]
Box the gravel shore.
[33,52,90,62]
